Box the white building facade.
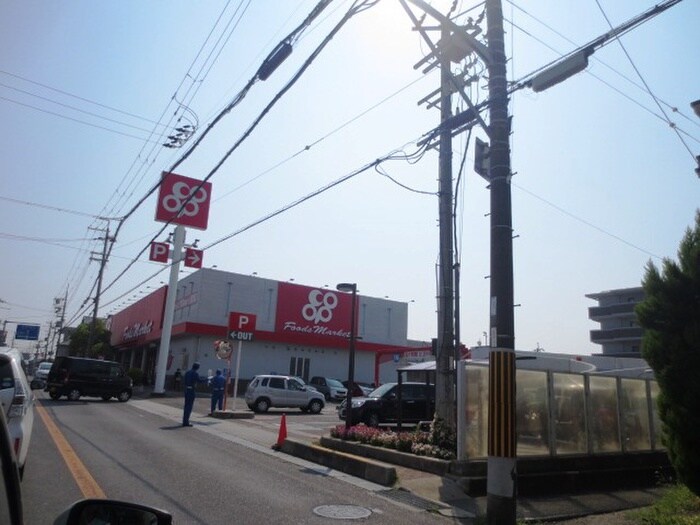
[586,286,644,357]
[108,268,428,388]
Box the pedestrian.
[209,369,226,415]
[182,362,202,427]
[173,368,182,390]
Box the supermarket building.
[107,268,431,387]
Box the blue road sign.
[15,324,40,341]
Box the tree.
[68,319,113,360]
[636,210,700,496]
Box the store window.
[289,357,310,382]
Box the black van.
[46,357,133,402]
[338,382,435,427]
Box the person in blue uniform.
[209,369,226,415]
[182,362,202,427]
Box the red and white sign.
[184,247,203,268]
[155,172,212,230]
[275,282,355,344]
[229,312,257,342]
[149,242,170,263]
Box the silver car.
[0,348,35,478]
[245,375,325,414]
[34,361,53,381]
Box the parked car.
[245,374,325,414]
[33,361,53,381]
[338,382,435,427]
[0,348,35,478]
[46,356,133,402]
[342,380,374,397]
[309,376,347,401]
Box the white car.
[0,348,35,478]
[245,374,325,414]
[34,362,53,381]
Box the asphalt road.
[21,391,457,524]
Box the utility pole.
[485,0,517,522]
[435,22,456,427]
[87,223,112,355]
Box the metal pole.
[153,225,185,395]
[485,0,517,522]
[338,283,358,432]
[231,340,243,412]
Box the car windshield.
[368,383,394,397]
[327,379,344,388]
[38,363,52,371]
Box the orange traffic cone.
[272,413,288,450]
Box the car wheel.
[308,399,323,414]
[49,391,61,400]
[366,412,380,427]
[117,390,132,402]
[101,395,112,401]
[323,392,330,401]
[299,407,309,413]
[253,398,270,413]
[67,389,81,401]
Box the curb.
[319,436,450,476]
[280,438,397,487]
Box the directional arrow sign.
[184,247,203,268]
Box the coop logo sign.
[302,290,338,324]
[123,321,154,341]
[283,290,346,335]
[276,283,353,341]
[155,172,212,230]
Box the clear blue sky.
[1,0,698,356]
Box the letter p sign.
[149,242,170,263]
[229,312,256,332]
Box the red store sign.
[275,282,356,344]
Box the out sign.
[228,312,256,342]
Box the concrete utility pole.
[435,21,457,427]
[485,0,517,522]
[87,223,112,354]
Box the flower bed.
[330,418,456,460]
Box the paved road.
[23,391,462,524]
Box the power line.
[593,0,697,164]
[100,0,368,299]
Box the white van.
[0,348,35,478]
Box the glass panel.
[649,381,664,450]
[516,369,549,456]
[620,378,652,451]
[552,373,587,455]
[464,365,489,459]
[588,376,620,453]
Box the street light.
[336,282,357,431]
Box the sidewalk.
[134,388,666,522]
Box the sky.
[0,0,698,357]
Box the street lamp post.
[336,283,357,432]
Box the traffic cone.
[272,413,287,450]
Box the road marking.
[36,402,106,499]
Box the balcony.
[590,327,643,344]
[588,303,637,321]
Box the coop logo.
[123,321,153,341]
[161,181,208,218]
[155,172,212,230]
[302,290,338,324]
